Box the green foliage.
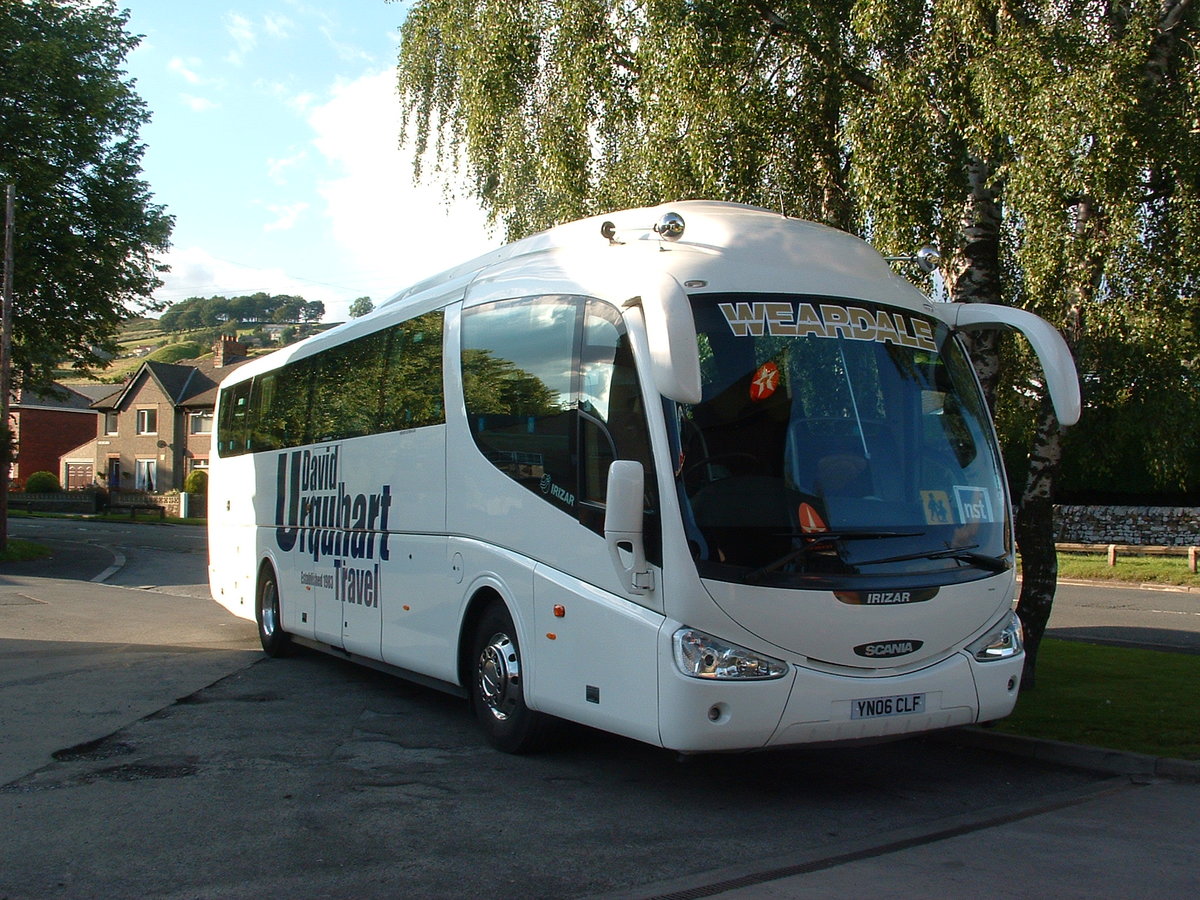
[23,471,61,493]
[158,293,325,332]
[183,469,208,494]
[349,296,375,318]
[397,0,1200,498]
[0,0,173,386]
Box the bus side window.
[579,301,655,509]
[462,297,577,511]
[217,380,252,457]
[577,301,661,563]
[378,311,445,431]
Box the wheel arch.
[256,555,279,591]
[457,585,507,690]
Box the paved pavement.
[3,528,1198,899]
[627,777,1200,899]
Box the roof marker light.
[653,212,686,242]
[600,221,623,245]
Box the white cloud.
[306,69,496,305]
[286,91,317,114]
[155,246,347,309]
[224,12,257,64]
[263,13,295,39]
[263,201,310,232]
[167,56,205,85]
[181,94,219,113]
[267,149,308,184]
[320,25,375,64]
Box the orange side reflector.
[553,604,566,618]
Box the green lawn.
[1053,551,1200,589]
[993,638,1200,760]
[0,538,53,562]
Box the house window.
[189,411,214,435]
[136,408,158,435]
[104,411,119,435]
[135,458,157,492]
[189,456,209,473]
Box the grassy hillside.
[55,316,335,385]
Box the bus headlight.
[966,611,1024,662]
[672,627,789,680]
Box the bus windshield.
[674,293,1010,589]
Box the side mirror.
[950,303,1082,426]
[635,272,702,403]
[604,460,654,594]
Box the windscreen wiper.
[743,531,918,583]
[853,544,1011,573]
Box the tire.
[470,602,556,754]
[256,568,292,657]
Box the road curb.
[941,726,1200,783]
[1055,577,1197,593]
[89,545,127,583]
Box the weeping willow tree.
[396,0,1199,683]
[847,0,1200,681]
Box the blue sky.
[121,0,496,321]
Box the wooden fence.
[1057,542,1200,574]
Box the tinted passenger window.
[462,297,577,512]
[461,296,660,560]
[216,311,445,456]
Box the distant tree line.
[158,293,326,332]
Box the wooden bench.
[110,502,165,520]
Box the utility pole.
[1,184,14,551]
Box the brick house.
[8,384,103,489]
[62,338,250,493]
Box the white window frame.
[134,458,157,492]
[136,407,158,435]
[189,410,214,435]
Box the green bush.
[183,469,208,494]
[23,471,62,493]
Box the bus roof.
[380,200,928,314]
[218,201,933,388]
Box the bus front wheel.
[470,603,554,754]
[256,569,292,657]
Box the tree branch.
[744,0,879,94]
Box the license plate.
[850,692,926,719]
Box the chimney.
[213,336,247,368]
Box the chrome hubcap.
[477,632,520,721]
[260,582,278,637]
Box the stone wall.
[9,491,100,514]
[109,491,207,518]
[1054,506,1200,546]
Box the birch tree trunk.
[950,156,1003,409]
[1013,406,1066,689]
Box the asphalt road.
[1047,580,1200,654]
[0,517,1194,898]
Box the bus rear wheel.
[470,603,555,754]
[256,569,292,657]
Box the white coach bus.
[209,201,1080,754]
